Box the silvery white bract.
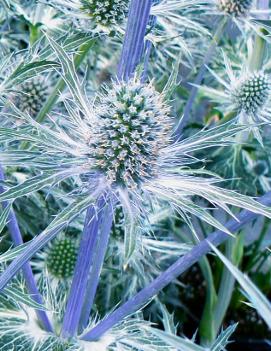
[3,37,271,260]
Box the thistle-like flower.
[217,0,253,17]
[80,0,128,27]
[3,38,271,266]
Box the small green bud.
[47,238,77,279]
[18,78,49,116]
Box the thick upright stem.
[0,166,53,332]
[79,204,114,331]
[82,191,271,341]
[61,198,105,339]
[117,0,152,81]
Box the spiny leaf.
[210,324,237,351]
[5,60,60,88]
[0,244,27,264]
[4,285,46,310]
[0,171,70,201]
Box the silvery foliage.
[0,0,270,350]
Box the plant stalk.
[61,197,105,339]
[117,0,152,81]
[79,203,114,331]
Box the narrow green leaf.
[162,58,180,100]
[45,34,91,115]
[209,242,271,329]
[124,219,137,263]
[5,60,60,88]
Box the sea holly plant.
[0,0,271,350]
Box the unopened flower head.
[217,0,253,17]
[46,237,77,279]
[233,71,271,114]
[91,80,172,189]
[17,77,50,116]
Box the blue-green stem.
[117,0,152,81]
[61,197,105,338]
[79,203,114,331]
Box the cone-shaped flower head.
[91,81,171,189]
[233,72,271,114]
